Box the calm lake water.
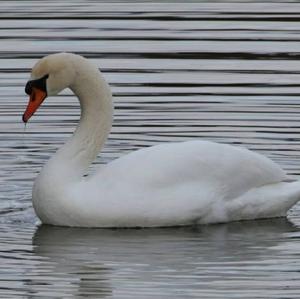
[1,1,300,298]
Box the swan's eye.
[25,74,49,96]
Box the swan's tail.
[226,180,300,221]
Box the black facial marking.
[25,74,49,96]
[31,92,36,102]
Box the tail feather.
[226,181,300,221]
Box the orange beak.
[22,87,47,123]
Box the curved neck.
[43,62,113,182]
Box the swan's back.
[99,140,286,197]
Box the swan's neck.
[42,64,113,182]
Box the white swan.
[23,53,300,227]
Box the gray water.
[1,1,300,298]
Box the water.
[1,1,300,297]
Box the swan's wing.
[95,140,287,199]
[70,141,297,227]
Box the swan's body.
[24,53,300,227]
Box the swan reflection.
[31,219,297,298]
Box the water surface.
[0,1,300,298]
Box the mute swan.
[23,53,300,227]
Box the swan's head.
[23,52,78,123]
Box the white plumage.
[25,53,300,227]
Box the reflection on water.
[1,219,298,298]
[1,0,300,298]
